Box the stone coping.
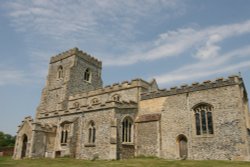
[38,100,138,119]
[50,47,102,67]
[69,78,152,100]
[141,75,242,100]
[135,113,161,123]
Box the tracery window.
[61,123,70,145]
[84,68,91,82]
[193,103,214,135]
[58,66,63,79]
[122,117,133,143]
[88,121,96,143]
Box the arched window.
[61,123,70,145]
[58,66,63,79]
[88,121,96,143]
[193,103,214,135]
[122,117,133,143]
[84,68,91,82]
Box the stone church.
[13,48,250,160]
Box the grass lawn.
[0,156,250,167]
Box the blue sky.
[1,0,250,135]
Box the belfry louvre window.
[88,121,96,143]
[58,66,63,79]
[194,104,214,135]
[122,117,133,143]
[84,68,91,82]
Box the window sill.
[83,80,91,83]
[61,143,68,146]
[84,143,96,147]
[122,142,134,146]
[195,134,214,138]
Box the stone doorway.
[21,134,28,158]
[177,135,188,159]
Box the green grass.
[0,156,250,167]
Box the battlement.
[38,100,137,119]
[50,47,102,67]
[141,75,243,100]
[69,78,151,100]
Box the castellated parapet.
[50,47,102,68]
[141,75,244,100]
[14,48,250,161]
[37,78,153,119]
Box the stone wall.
[138,97,165,115]
[31,131,46,157]
[120,144,134,159]
[36,47,103,118]
[37,114,81,158]
[115,108,137,159]
[189,85,248,160]
[68,56,102,95]
[159,84,249,160]
[68,87,139,110]
[135,120,160,157]
[45,132,56,158]
[80,109,116,160]
[36,55,75,116]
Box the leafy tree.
[0,131,16,147]
[0,131,4,147]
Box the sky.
[0,0,250,135]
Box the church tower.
[36,48,103,118]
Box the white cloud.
[0,68,27,86]
[194,34,222,60]
[195,44,220,60]
[2,1,250,87]
[4,0,183,41]
[154,45,250,85]
[104,20,250,66]
[2,0,186,77]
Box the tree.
[0,131,16,147]
[0,131,4,147]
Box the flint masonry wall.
[35,77,146,159]
[36,48,103,118]
[37,78,151,119]
[37,55,74,115]
[189,84,247,160]
[81,109,116,160]
[135,120,160,157]
[141,76,250,160]
[116,108,138,159]
[67,52,103,95]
